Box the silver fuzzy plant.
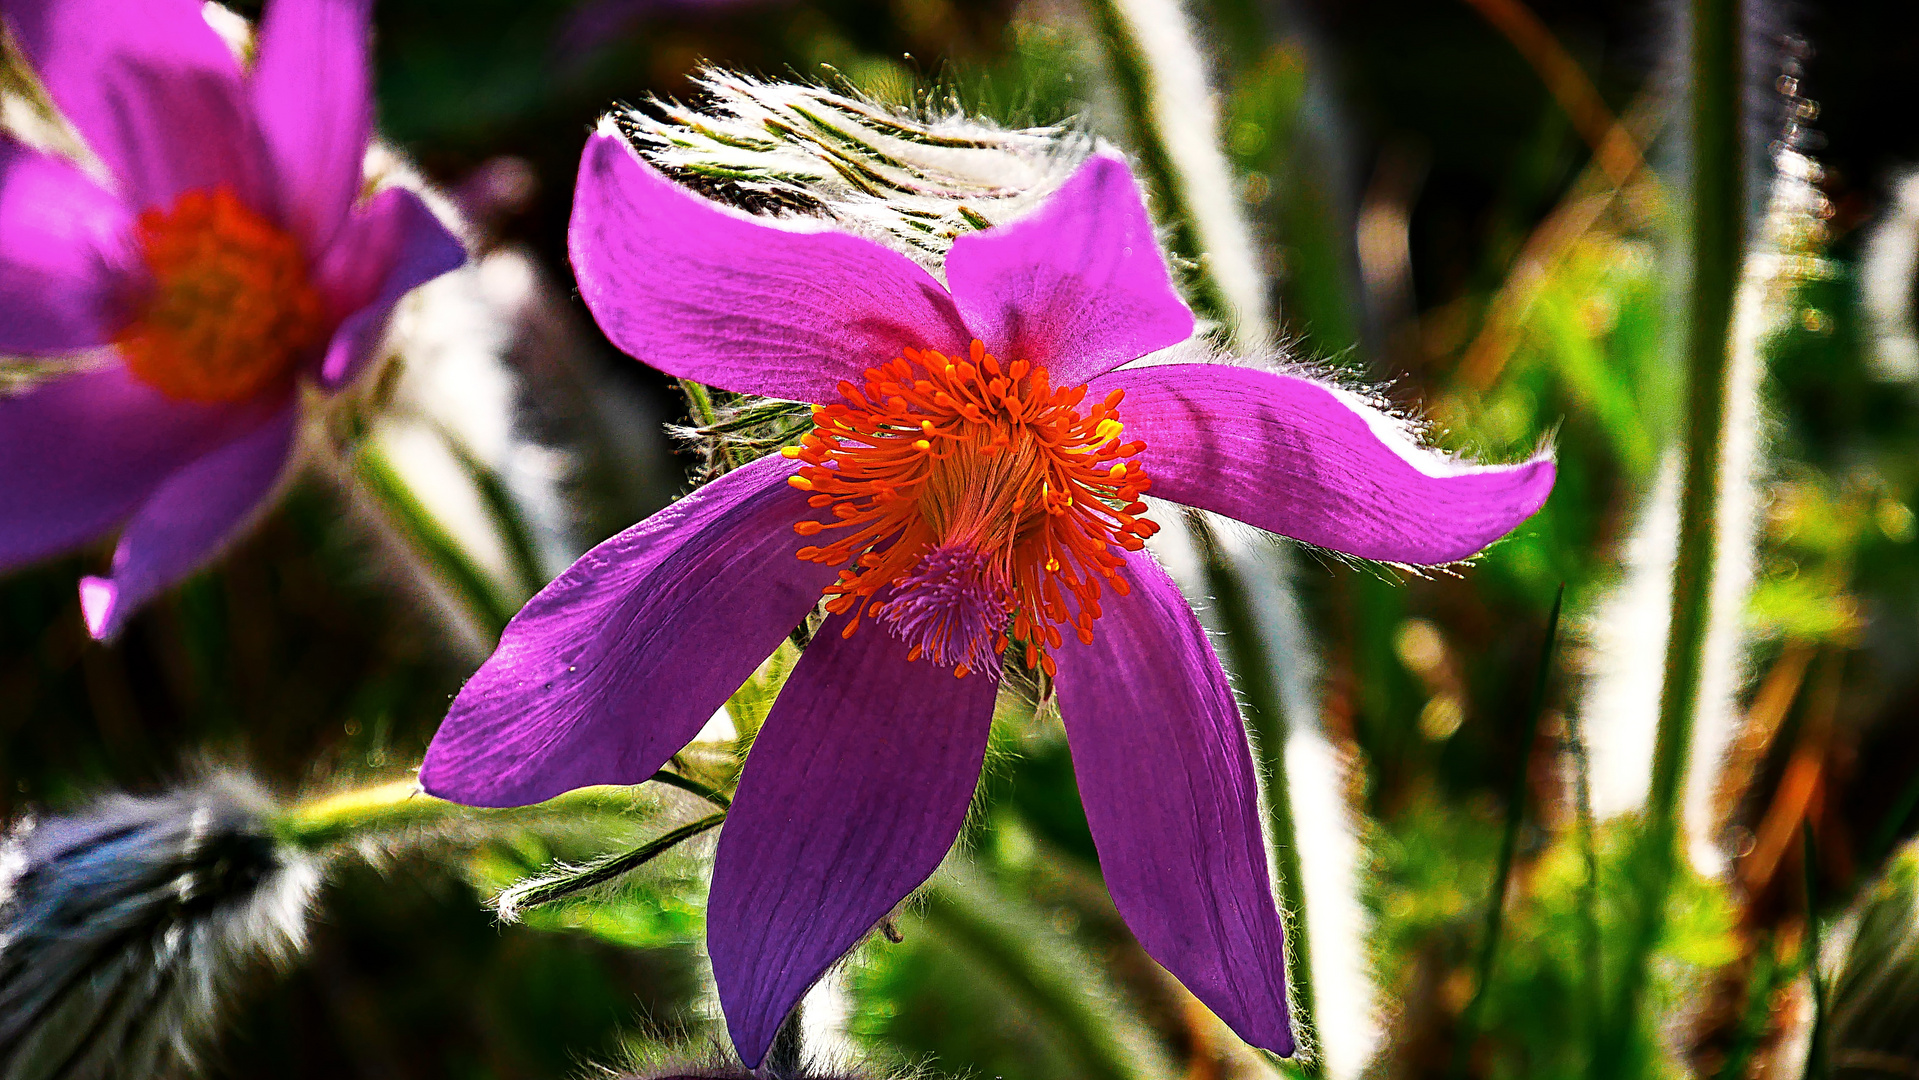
[0,775,319,1080]
[615,69,1093,274]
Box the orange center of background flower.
[117,188,326,403]
[785,340,1158,678]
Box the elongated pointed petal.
[568,129,971,403]
[420,454,836,807]
[0,136,138,354]
[313,186,466,388]
[1053,546,1294,1056]
[250,0,372,254]
[1093,364,1556,563]
[709,615,996,1065]
[944,154,1193,386]
[3,0,268,210]
[80,404,297,639]
[0,367,266,569]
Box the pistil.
[117,187,325,403]
[784,340,1158,676]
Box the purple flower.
[0,0,465,637]
[422,129,1555,1063]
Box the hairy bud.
[0,775,319,1080]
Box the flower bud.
[0,774,318,1080]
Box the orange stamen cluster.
[118,187,326,403]
[783,340,1158,677]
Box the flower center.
[784,340,1157,678]
[116,187,326,403]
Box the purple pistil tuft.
[879,542,1012,676]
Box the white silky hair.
[1859,168,1919,381]
[0,775,319,1080]
[616,70,1094,277]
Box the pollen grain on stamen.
[788,340,1156,677]
[117,187,326,404]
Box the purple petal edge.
[0,366,272,570]
[250,0,374,255]
[0,136,138,354]
[420,454,837,808]
[1092,363,1556,564]
[81,403,298,639]
[709,613,997,1066]
[3,0,269,211]
[1054,545,1295,1056]
[944,153,1193,385]
[315,186,467,389]
[568,129,970,404]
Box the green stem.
[275,778,455,850]
[678,377,741,473]
[273,771,709,851]
[350,439,517,639]
[1602,0,1745,1071]
[500,812,726,912]
[433,422,550,599]
[1082,0,1218,321]
[1451,586,1565,1078]
[1562,683,1607,1055]
[650,767,732,810]
[1804,823,1828,1080]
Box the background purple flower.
[422,129,1555,1066]
[0,0,465,638]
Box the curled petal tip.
[79,576,119,640]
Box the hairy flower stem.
[311,431,500,661]
[496,812,726,914]
[272,771,716,852]
[1802,823,1829,1080]
[1602,0,1745,1072]
[1086,0,1317,1062]
[1451,586,1564,1078]
[679,377,741,474]
[1084,0,1270,341]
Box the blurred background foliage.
[10,0,1919,1077]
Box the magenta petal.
[3,0,268,211]
[709,615,997,1066]
[1093,364,1556,563]
[420,454,837,808]
[943,154,1193,386]
[314,186,466,389]
[80,404,296,639]
[249,0,373,254]
[1054,546,1295,1056]
[0,136,138,353]
[0,367,263,570]
[568,131,970,403]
